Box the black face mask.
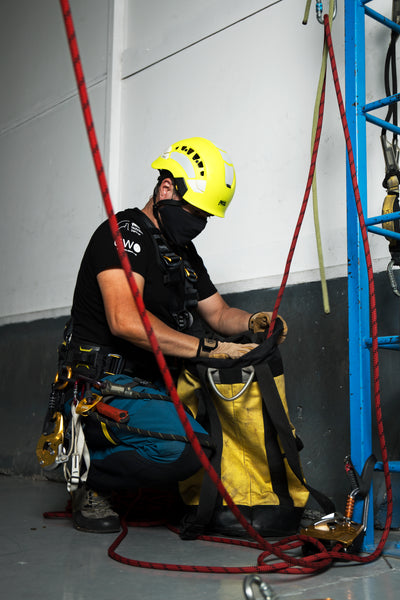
[155,199,207,247]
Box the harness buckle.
[184,265,198,283]
[161,252,182,269]
[103,353,125,375]
[172,310,194,331]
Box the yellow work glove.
[248,312,288,344]
[197,338,258,359]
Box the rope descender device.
[300,455,376,552]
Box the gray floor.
[2,475,400,600]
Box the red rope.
[322,14,393,560]
[57,1,392,574]
[267,77,326,337]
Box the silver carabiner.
[316,0,337,24]
[243,575,277,600]
[387,259,400,297]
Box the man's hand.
[197,338,258,359]
[248,311,288,344]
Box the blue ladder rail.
[345,0,400,551]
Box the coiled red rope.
[57,1,392,574]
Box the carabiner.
[316,0,337,24]
[54,366,73,390]
[387,259,400,297]
[243,575,277,600]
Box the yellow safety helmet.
[151,137,236,217]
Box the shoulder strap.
[131,209,199,331]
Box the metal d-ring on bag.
[206,365,255,401]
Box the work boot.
[72,485,121,533]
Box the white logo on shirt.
[118,220,143,236]
[122,239,141,254]
[114,238,141,255]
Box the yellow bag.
[177,332,333,539]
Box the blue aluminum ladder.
[345,0,400,551]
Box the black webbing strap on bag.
[179,365,224,539]
[254,362,335,516]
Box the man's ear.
[159,177,174,199]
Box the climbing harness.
[54,0,393,579]
[37,365,214,490]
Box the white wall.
[120,0,393,294]
[0,0,394,323]
[0,0,111,324]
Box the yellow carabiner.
[54,366,73,390]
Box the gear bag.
[177,323,334,539]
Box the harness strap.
[58,339,138,381]
[132,209,199,331]
[87,410,214,449]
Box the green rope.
[307,0,336,314]
[302,0,312,25]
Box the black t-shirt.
[71,207,217,378]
